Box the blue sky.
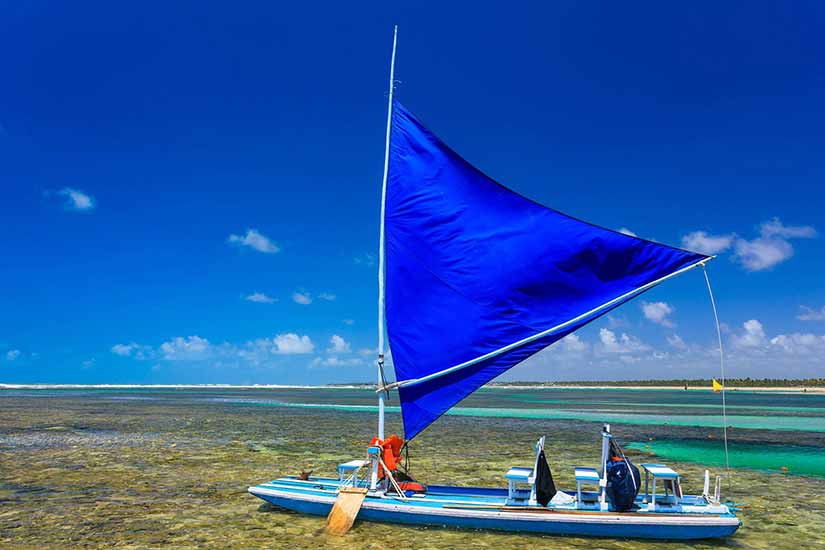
[1,1,823,384]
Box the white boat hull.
[249,476,741,540]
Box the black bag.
[534,450,556,506]
[605,457,641,511]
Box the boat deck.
[255,475,719,511]
[249,475,740,540]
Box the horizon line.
[2,377,823,390]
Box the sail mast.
[377,25,398,440]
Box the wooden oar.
[325,487,368,535]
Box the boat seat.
[641,463,682,510]
[574,467,601,508]
[505,467,534,501]
[505,467,534,483]
[337,459,367,486]
[505,436,547,503]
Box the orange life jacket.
[369,434,404,477]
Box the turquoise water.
[525,399,825,414]
[214,386,825,483]
[232,399,825,433]
[3,385,825,549]
[627,439,825,478]
[7,386,825,474]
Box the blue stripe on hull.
[253,493,739,540]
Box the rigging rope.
[702,265,731,493]
[377,355,390,400]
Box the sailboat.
[249,27,741,540]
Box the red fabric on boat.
[369,434,404,477]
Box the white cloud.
[82,358,95,368]
[354,253,376,267]
[343,319,355,326]
[561,334,588,352]
[733,218,816,272]
[666,334,687,350]
[310,356,364,368]
[111,342,152,360]
[512,316,825,380]
[681,231,735,255]
[727,318,825,358]
[111,343,137,356]
[58,188,95,211]
[760,218,817,239]
[160,335,212,361]
[598,329,621,352]
[733,237,794,272]
[598,328,649,354]
[5,349,20,361]
[227,229,280,254]
[327,335,351,353]
[606,315,628,329]
[683,218,816,271]
[731,320,767,349]
[318,293,336,301]
[641,301,675,328]
[798,306,825,322]
[617,227,637,237]
[273,333,314,354]
[245,292,276,304]
[769,333,825,355]
[512,307,825,379]
[107,331,374,369]
[292,292,312,305]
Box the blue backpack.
[605,457,641,511]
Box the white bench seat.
[641,463,679,479]
[641,463,682,510]
[574,467,600,482]
[574,467,601,508]
[505,467,534,502]
[337,459,367,486]
[505,437,546,504]
[505,467,533,482]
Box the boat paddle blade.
[325,487,368,536]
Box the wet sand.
[1,388,824,549]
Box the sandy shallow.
[1,388,824,549]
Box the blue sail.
[385,100,707,440]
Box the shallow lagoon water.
[625,439,825,478]
[1,386,824,549]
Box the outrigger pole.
[377,25,398,441]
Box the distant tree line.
[334,379,825,388]
[488,378,825,388]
